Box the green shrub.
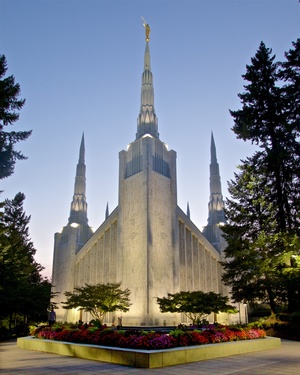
[249,305,271,318]
[291,311,300,324]
[89,319,102,327]
[169,329,185,337]
[0,326,11,341]
[247,319,266,329]
[14,324,29,337]
[117,329,126,334]
[275,313,291,322]
[88,326,99,333]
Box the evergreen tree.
[278,38,300,231]
[0,193,50,327]
[222,41,300,313]
[279,39,300,129]
[0,56,49,332]
[230,41,299,233]
[0,54,31,179]
[222,156,299,313]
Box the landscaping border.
[17,336,281,368]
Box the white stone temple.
[51,23,244,325]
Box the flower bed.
[32,324,266,350]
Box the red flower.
[32,325,266,349]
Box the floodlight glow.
[141,134,154,139]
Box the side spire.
[203,132,227,253]
[68,133,89,226]
[105,202,109,219]
[136,19,159,140]
[209,132,222,200]
[211,131,217,163]
[207,132,226,225]
[186,202,191,219]
[187,202,190,219]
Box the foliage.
[0,57,49,338]
[89,319,102,328]
[249,304,271,318]
[222,39,300,314]
[156,291,236,324]
[247,314,300,341]
[32,323,266,349]
[291,311,300,324]
[0,54,31,179]
[63,282,131,323]
[0,193,51,329]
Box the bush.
[275,313,291,322]
[249,304,271,318]
[0,326,11,341]
[89,319,102,328]
[14,324,29,337]
[291,311,300,324]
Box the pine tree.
[0,56,49,330]
[278,39,300,231]
[279,39,300,127]
[0,193,49,327]
[222,41,300,313]
[0,54,31,179]
[229,41,298,233]
[222,156,298,313]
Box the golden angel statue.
[141,16,150,42]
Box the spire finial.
[211,131,217,162]
[105,202,109,219]
[141,17,150,42]
[79,132,85,163]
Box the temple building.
[51,23,243,325]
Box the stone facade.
[52,29,244,325]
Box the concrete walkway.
[0,338,300,374]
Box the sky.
[0,0,299,278]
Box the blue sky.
[1,0,299,278]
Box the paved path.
[0,339,299,374]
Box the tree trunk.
[267,287,276,314]
[9,312,13,330]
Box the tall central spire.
[68,133,89,226]
[136,19,159,140]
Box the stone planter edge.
[17,336,281,368]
